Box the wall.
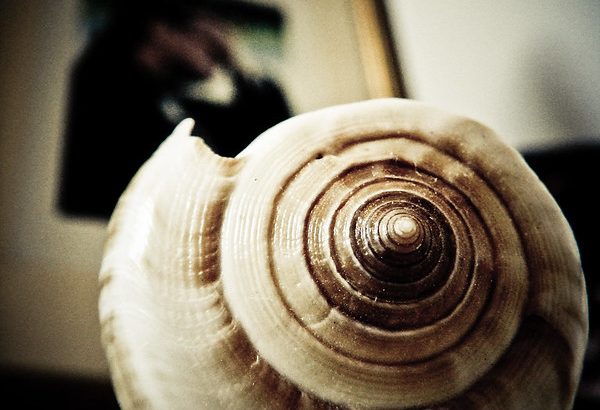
[387,0,600,150]
[0,0,369,377]
[0,0,110,376]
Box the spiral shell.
[99,99,587,409]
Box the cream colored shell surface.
[99,99,587,409]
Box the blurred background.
[0,0,599,408]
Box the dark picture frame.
[59,0,406,219]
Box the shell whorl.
[100,99,587,409]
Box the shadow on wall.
[524,142,600,409]
[0,366,119,409]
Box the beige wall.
[0,0,369,377]
[0,0,109,376]
[387,0,600,150]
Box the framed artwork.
[58,0,405,219]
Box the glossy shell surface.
[99,99,587,409]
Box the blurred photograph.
[60,0,291,218]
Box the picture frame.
[58,0,406,219]
[350,0,406,99]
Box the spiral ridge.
[224,129,528,406]
[263,135,526,370]
[220,100,584,408]
[101,100,586,409]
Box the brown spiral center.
[363,210,428,280]
[349,192,453,291]
[389,215,419,244]
[307,167,466,332]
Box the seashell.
[99,98,587,409]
